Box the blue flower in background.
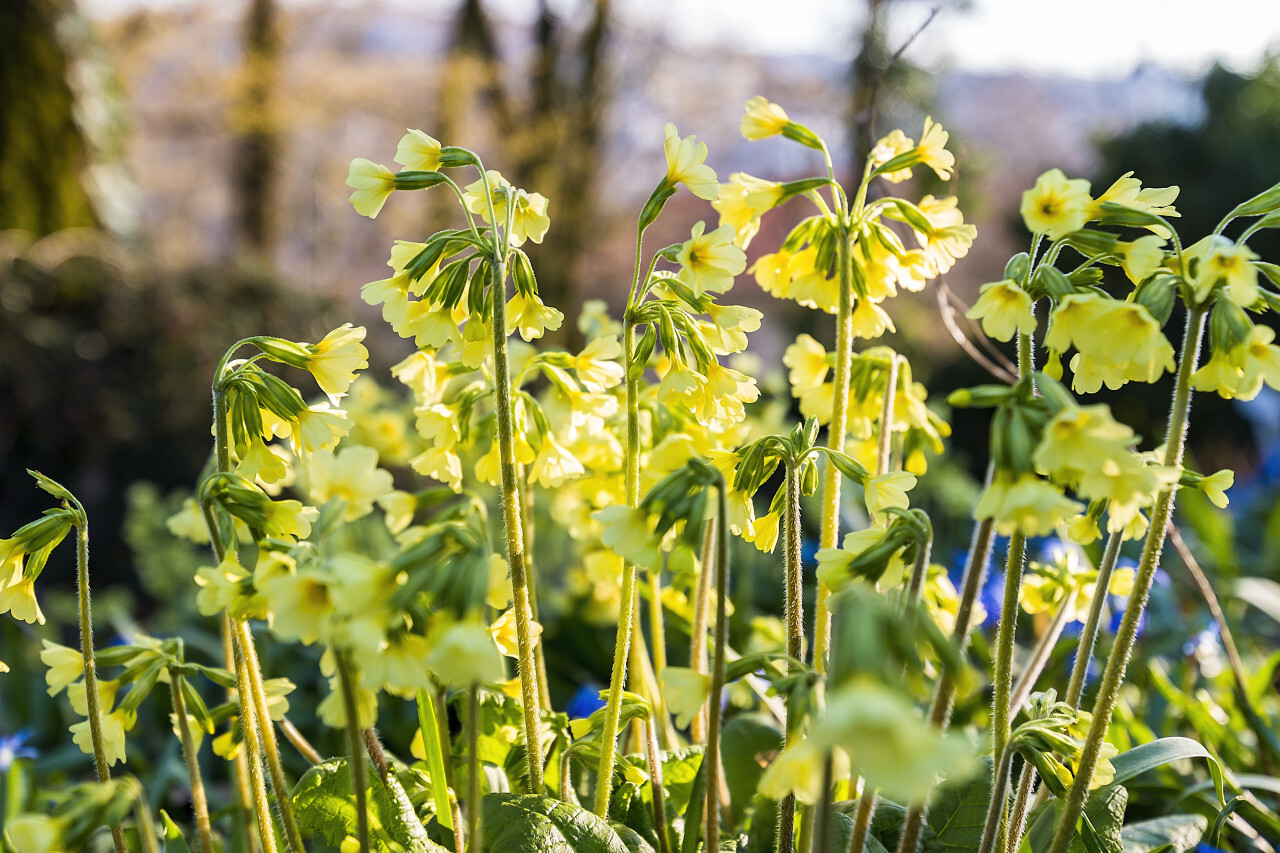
[1194,844,1228,853]
[566,683,607,719]
[0,729,38,771]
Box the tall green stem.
[875,356,900,478]
[690,518,716,744]
[895,515,997,853]
[1006,762,1037,853]
[468,685,482,853]
[848,790,877,853]
[1065,531,1122,709]
[240,623,304,852]
[491,250,544,792]
[74,519,128,853]
[170,669,216,853]
[644,718,673,853]
[230,622,279,853]
[1046,306,1206,853]
[814,228,855,676]
[336,650,370,853]
[778,461,804,853]
[595,226,647,815]
[704,486,731,853]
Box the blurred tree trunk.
[232,0,281,266]
[849,0,891,179]
[435,0,612,348]
[0,0,101,235]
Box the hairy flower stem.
[704,486,731,853]
[978,747,1016,853]
[225,617,262,853]
[133,784,163,853]
[230,624,280,853]
[490,250,545,792]
[902,522,934,611]
[875,356,900,478]
[1065,531,1123,709]
[240,623,304,853]
[895,515,997,853]
[336,650,370,853]
[1006,762,1037,853]
[468,685,482,853]
[595,225,648,815]
[74,519,128,853]
[848,790,877,853]
[170,669,216,853]
[522,487,552,710]
[690,518,716,744]
[779,461,805,853]
[1047,306,1207,853]
[644,719,673,853]
[813,230,856,675]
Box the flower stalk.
[1046,305,1207,853]
[335,649,370,853]
[778,460,805,853]
[1064,531,1123,709]
[169,667,216,853]
[704,485,731,853]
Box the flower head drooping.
[1020,169,1092,239]
[712,172,783,248]
[966,280,1036,342]
[346,158,397,218]
[394,129,443,172]
[306,324,369,404]
[740,96,790,140]
[916,116,955,181]
[870,129,915,183]
[663,123,719,201]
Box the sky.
[85,0,1280,80]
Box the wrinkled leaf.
[1023,784,1127,853]
[292,757,430,852]
[928,758,992,853]
[482,794,630,853]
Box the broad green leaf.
[1118,815,1205,853]
[482,794,630,853]
[927,758,992,853]
[1109,739,1224,805]
[720,714,782,827]
[609,780,660,852]
[159,810,193,853]
[830,799,905,853]
[611,822,657,853]
[1023,784,1127,853]
[291,757,435,852]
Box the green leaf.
[745,794,778,853]
[611,822,657,853]
[26,469,75,503]
[1118,815,1205,853]
[927,758,992,852]
[159,810,193,853]
[291,758,425,852]
[1233,577,1280,625]
[720,715,783,828]
[1023,784,1127,853]
[482,794,630,853]
[1108,738,1224,805]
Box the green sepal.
[395,170,449,190]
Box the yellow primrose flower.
[660,666,710,729]
[916,116,955,181]
[394,129,442,172]
[740,95,790,140]
[758,738,827,805]
[574,335,625,393]
[3,814,63,852]
[261,570,335,645]
[359,633,434,696]
[194,551,251,617]
[530,433,586,488]
[71,706,134,766]
[427,620,505,687]
[40,640,83,696]
[702,304,763,355]
[663,123,719,201]
[237,438,288,486]
[346,158,396,218]
[1092,171,1179,225]
[506,291,564,341]
[290,405,353,455]
[1116,234,1166,284]
[595,505,662,570]
[798,382,835,424]
[1187,236,1260,307]
[166,498,211,545]
[712,172,782,248]
[486,554,513,610]
[1020,169,1092,239]
[864,471,917,523]
[305,444,394,522]
[676,221,747,296]
[1033,404,1136,488]
[745,508,782,554]
[263,499,319,541]
[305,324,369,403]
[402,299,459,349]
[815,528,886,592]
[1197,469,1234,508]
[976,472,1083,538]
[376,490,417,535]
[318,674,378,730]
[966,279,1036,342]
[870,129,914,183]
[915,195,976,276]
[784,334,829,392]
[851,297,895,340]
[412,446,464,492]
[0,555,43,625]
[1065,512,1101,546]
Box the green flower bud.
[1004,252,1031,285]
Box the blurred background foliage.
[3,0,1280,845]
